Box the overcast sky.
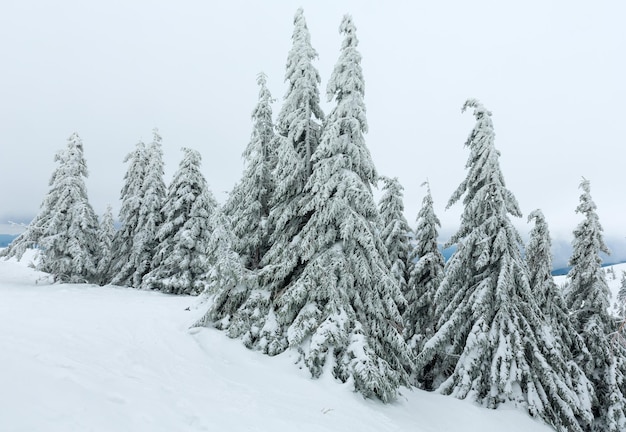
[1,1,625,253]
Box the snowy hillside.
[0,251,555,432]
[554,263,626,313]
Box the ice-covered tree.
[261,15,411,402]
[616,272,626,357]
[110,130,166,287]
[526,210,586,353]
[526,209,594,410]
[378,176,411,300]
[404,181,444,358]
[565,178,626,432]
[526,210,555,307]
[96,204,116,285]
[109,141,147,285]
[143,148,217,295]
[3,133,99,283]
[261,7,324,279]
[616,272,626,319]
[195,207,249,330]
[415,100,593,432]
[1,160,67,261]
[132,129,166,287]
[224,72,276,270]
[273,7,324,178]
[200,9,325,354]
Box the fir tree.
[208,73,276,343]
[3,133,99,283]
[110,130,166,287]
[96,204,116,285]
[109,141,147,286]
[264,15,411,402]
[415,100,593,432]
[261,7,324,274]
[566,178,626,432]
[404,181,444,361]
[378,176,411,301]
[132,129,166,287]
[616,272,626,363]
[616,271,626,319]
[526,209,595,415]
[224,72,276,270]
[200,9,325,353]
[195,207,249,330]
[274,7,324,179]
[143,148,217,295]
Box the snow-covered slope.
[0,252,554,432]
[554,262,626,314]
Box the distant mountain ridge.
[0,234,17,247]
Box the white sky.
[1,1,624,248]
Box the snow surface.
[1,251,555,432]
[554,262,626,314]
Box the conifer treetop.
[278,8,324,136]
[567,177,611,325]
[447,98,522,246]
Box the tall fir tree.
[109,141,147,286]
[3,133,99,283]
[260,6,324,278]
[195,207,249,330]
[265,15,411,402]
[132,129,166,287]
[565,179,626,432]
[616,273,626,365]
[526,209,595,417]
[110,130,166,287]
[526,209,589,360]
[246,7,324,351]
[415,100,593,432]
[143,148,217,295]
[616,271,626,319]
[224,72,276,270]
[404,182,444,362]
[378,176,411,302]
[96,204,116,285]
[207,73,276,343]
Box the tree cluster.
[3,9,625,432]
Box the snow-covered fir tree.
[131,129,166,287]
[526,209,595,415]
[565,178,626,432]
[109,141,147,285]
[404,181,444,362]
[616,272,626,319]
[526,209,556,308]
[213,8,325,352]
[263,15,411,402]
[110,130,166,287]
[195,207,249,330]
[96,204,116,285]
[223,72,276,270]
[205,73,276,343]
[616,272,626,361]
[143,148,217,295]
[260,7,325,298]
[378,176,411,301]
[526,209,590,358]
[3,133,99,283]
[415,100,593,432]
